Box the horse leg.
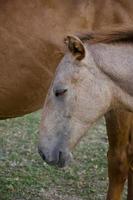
[127,121,133,200]
[105,110,132,200]
[127,170,133,200]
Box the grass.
[0,111,127,200]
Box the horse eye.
[54,89,68,97]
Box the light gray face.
[38,36,112,167]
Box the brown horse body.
[0,0,95,118]
[0,1,133,200]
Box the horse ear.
[64,35,85,60]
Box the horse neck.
[88,42,133,112]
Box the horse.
[39,27,133,200]
[0,0,133,199]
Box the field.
[0,111,127,200]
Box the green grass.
[0,111,127,200]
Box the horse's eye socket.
[54,89,68,97]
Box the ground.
[0,111,127,200]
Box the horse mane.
[79,26,133,44]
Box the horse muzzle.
[38,145,72,168]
